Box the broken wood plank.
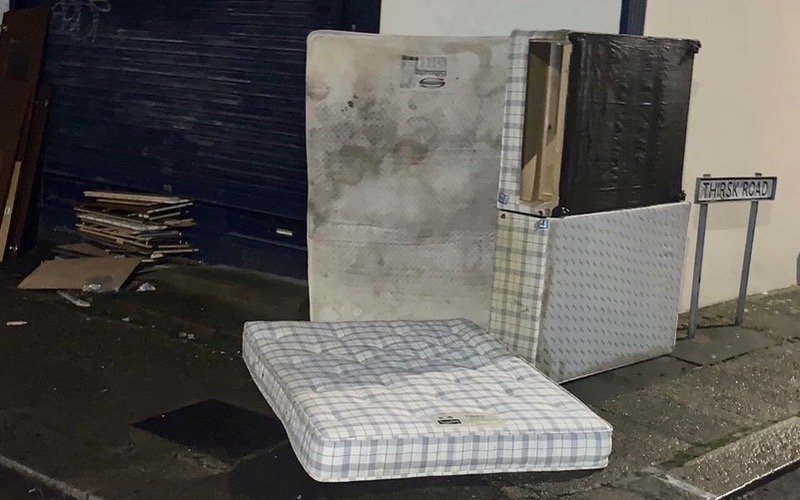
[150,248,199,258]
[77,232,153,256]
[147,211,191,222]
[0,161,21,262]
[77,224,191,250]
[90,198,160,207]
[76,221,184,243]
[75,211,168,232]
[144,201,193,215]
[7,88,51,258]
[519,40,571,212]
[74,199,190,215]
[56,242,109,258]
[83,191,188,204]
[162,218,196,228]
[74,201,154,215]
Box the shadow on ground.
[230,442,506,500]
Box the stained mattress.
[242,319,612,482]
[306,31,508,329]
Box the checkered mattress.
[242,319,612,482]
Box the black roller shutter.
[11,0,380,278]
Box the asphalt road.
[741,465,800,499]
[0,467,68,500]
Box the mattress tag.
[431,413,501,428]
[400,55,448,90]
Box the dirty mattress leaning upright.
[242,319,612,482]
[305,31,508,330]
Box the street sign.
[695,176,777,203]
[687,173,778,339]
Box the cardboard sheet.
[18,257,142,291]
[306,31,508,329]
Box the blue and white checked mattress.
[242,319,612,482]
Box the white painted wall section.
[381,0,621,36]
[646,0,800,309]
[1,0,9,15]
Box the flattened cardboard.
[18,257,143,291]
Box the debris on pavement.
[18,256,143,292]
[5,321,28,326]
[82,273,117,293]
[122,317,131,323]
[57,291,91,308]
[136,282,157,292]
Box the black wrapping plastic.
[558,32,700,215]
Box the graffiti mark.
[51,0,112,42]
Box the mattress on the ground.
[242,319,612,482]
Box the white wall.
[646,0,800,309]
[381,0,621,36]
[1,0,9,15]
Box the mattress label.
[432,413,501,428]
[400,55,448,90]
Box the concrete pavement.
[1,259,799,499]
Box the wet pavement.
[2,254,800,499]
[0,467,69,500]
[739,464,800,499]
[670,417,800,497]
[132,399,287,463]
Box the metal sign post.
[687,173,778,338]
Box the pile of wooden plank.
[73,190,198,260]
